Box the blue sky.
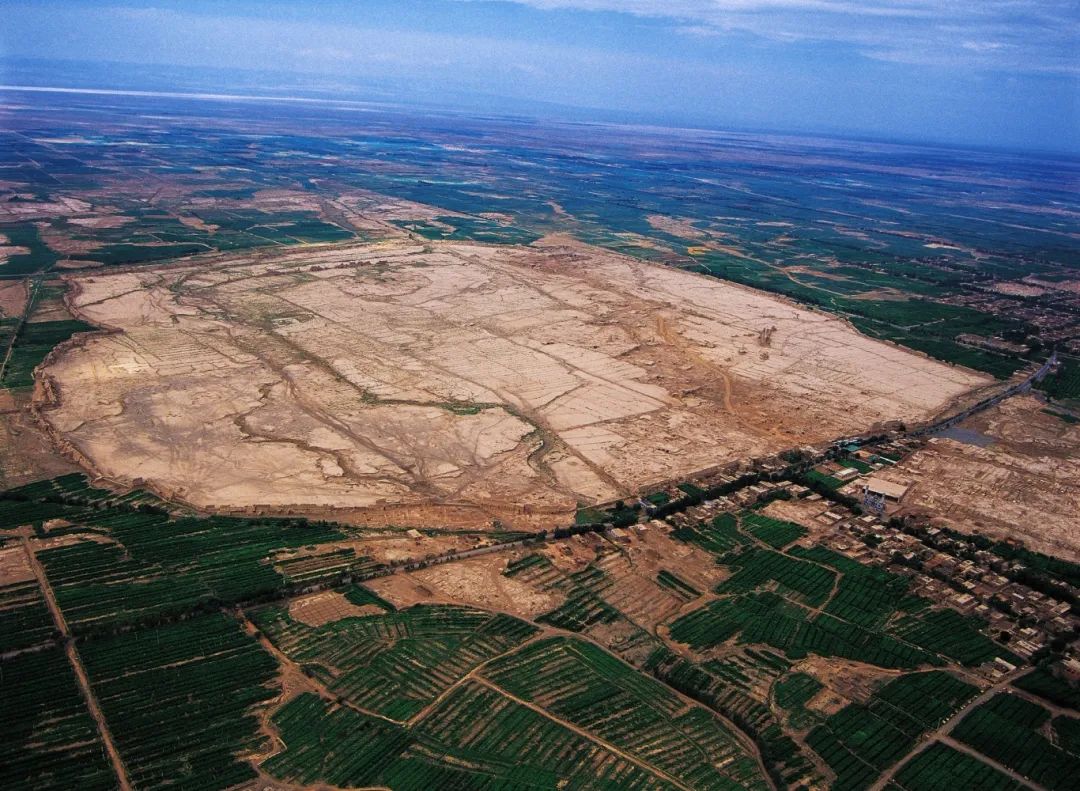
[1,0,1077,151]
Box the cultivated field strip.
[78,613,278,791]
[0,577,56,651]
[413,680,677,789]
[254,603,539,721]
[29,507,345,631]
[482,636,769,790]
[791,545,918,629]
[0,646,118,791]
[887,742,1023,791]
[648,649,820,787]
[806,671,979,791]
[951,692,1080,790]
[666,511,1018,670]
[264,686,676,790]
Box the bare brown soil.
[287,591,381,627]
[760,499,836,539]
[0,404,80,489]
[0,544,35,585]
[0,279,28,318]
[36,239,986,529]
[366,555,563,618]
[891,396,1080,561]
[795,656,898,712]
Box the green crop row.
[889,608,1017,666]
[483,636,768,790]
[0,579,57,652]
[670,512,749,556]
[79,613,278,791]
[255,603,537,721]
[740,512,806,549]
[716,547,836,606]
[952,692,1080,790]
[656,569,701,599]
[807,671,977,791]
[889,742,1022,791]
[266,686,674,791]
[792,545,920,629]
[1013,665,1080,709]
[2,319,95,388]
[649,650,821,788]
[0,646,117,791]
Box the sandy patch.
[372,555,563,618]
[67,215,134,229]
[988,282,1046,298]
[0,280,28,318]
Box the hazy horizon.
[1,0,1077,154]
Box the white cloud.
[470,0,1080,73]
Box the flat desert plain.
[36,239,988,528]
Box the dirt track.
[22,534,132,791]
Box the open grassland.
[38,238,987,529]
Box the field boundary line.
[938,735,1047,791]
[21,534,133,791]
[867,666,1036,791]
[472,675,696,791]
[237,610,406,728]
[405,629,549,727]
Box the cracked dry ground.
[36,238,987,529]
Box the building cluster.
[824,514,1079,662]
[943,282,1080,354]
[654,435,1079,672]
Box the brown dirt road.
[22,534,133,791]
[867,667,1043,791]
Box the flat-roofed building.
[864,477,909,501]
